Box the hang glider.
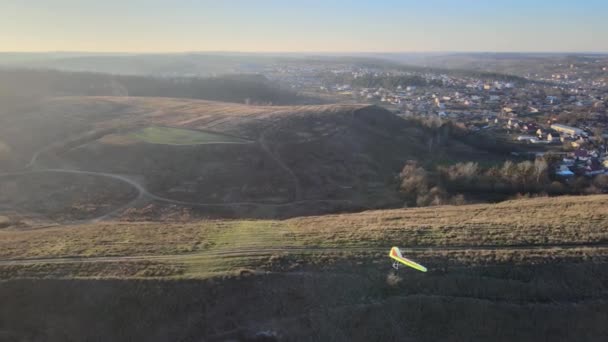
[389,247,427,272]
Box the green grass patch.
[130,126,249,145]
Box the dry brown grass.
[289,195,608,247]
[0,95,373,165]
[0,221,223,259]
[47,96,371,137]
[1,195,607,264]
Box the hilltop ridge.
[1,96,494,222]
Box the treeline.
[438,69,529,83]
[399,159,608,207]
[321,70,527,92]
[320,72,442,89]
[0,68,314,105]
[394,64,530,83]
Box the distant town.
[260,57,608,181]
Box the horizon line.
[1,50,608,55]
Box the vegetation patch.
[0,261,185,279]
[129,126,249,145]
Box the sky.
[1,0,608,53]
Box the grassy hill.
[0,68,316,105]
[0,195,607,341]
[129,126,251,145]
[0,96,498,221]
[1,194,607,272]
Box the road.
[0,168,352,217]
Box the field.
[1,195,607,341]
[1,194,607,278]
[129,126,250,145]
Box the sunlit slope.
[1,194,606,279]
[1,194,607,341]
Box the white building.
[551,124,585,137]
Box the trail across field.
[1,243,607,267]
[1,168,350,211]
[1,127,354,223]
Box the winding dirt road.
[2,126,355,222]
[0,167,353,224]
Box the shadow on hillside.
[1,262,606,341]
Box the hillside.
[0,195,607,341]
[0,96,496,223]
[0,69,315,105]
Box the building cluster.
[507,120,607,177]
[555,149,607,178]
[261,59,608,179]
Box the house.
[517,135,536,142]
[551,124,585,137]
[574,150,589,161]
[507,118,518,127]
[523,123,538,132]
[547,133,561,143]
[585,160,605,176]
[536,128,544,137]
[546,96,560,104]
[555,165,575,177]
[530,138,550,144]
[563,157,575,166]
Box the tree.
[516,161,536,192]
[593,174,608,190]
[547,181,566,195]
[399,161,427,192]
[533,158,549,184]
[500,161,517,186]
[399,161,451,207]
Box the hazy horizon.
[2,50,608,55]
[2,0,607,53]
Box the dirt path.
[0,169,147,224]
[1,166,350,219]
[2,126,351,223]
[259,131,302,201]
[1,242,607,267]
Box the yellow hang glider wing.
[389,247,427,272]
